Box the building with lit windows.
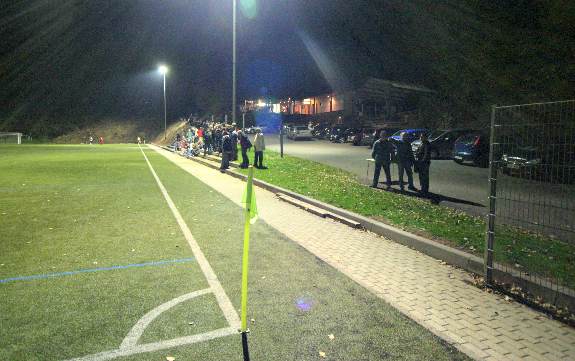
[242,77,434,128]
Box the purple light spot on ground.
[295,297,313,312]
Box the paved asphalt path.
[265,136,489,216]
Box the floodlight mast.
[232,0,237,126]
[158,65,169,140]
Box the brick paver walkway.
[152,145,575,361]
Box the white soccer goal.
[0,132,22,144]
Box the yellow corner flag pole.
[241,166,255,332]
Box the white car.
[287,126,312,140]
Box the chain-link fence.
[486,100,575,307]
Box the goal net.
[0,132,22,144]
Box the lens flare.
[240,0,258,19]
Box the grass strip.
[236,149,575,290]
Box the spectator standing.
[391,132,417,191]
[89,136,93,144]
[253,128,266,169]
[203,127,212,156]
[220,131,232,172]
[214,127,223,154]
[230,128,239,161]
[98,136,104,145]
[238,131,252,168]
[371,131,394,189]
[415,133,432,195]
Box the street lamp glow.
[158,65,168,75]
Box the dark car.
[329,127,343,142]
[452,132,490,167]
[390,129,429,143]
[330,127,351,142]
[500,143,574,184]
[352,128,376,146]
[412,129,474,159]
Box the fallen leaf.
[328,334,335,340]
[188,322,195,325]
[319,351,326,358]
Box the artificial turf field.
[0,144,470,361]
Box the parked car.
[352,128,374,146]
[500,146,539,177]
[287,125,312,140]
[411,129,475,159]
[390,128,429,143]
[311,123,330,138]
[329,127,347,142]
[243,127,260,134]
[341,128,360,143]
[452,131,490,167]
[351,129,373,146]
[500,143,574,184]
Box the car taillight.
[474,137,481,146]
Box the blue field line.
[0,258,195,284]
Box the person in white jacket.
[253,129,267,169]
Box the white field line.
[120,288,212,349]
[138,145,240,328]
[66,327,237,361]
[65,147,241,361]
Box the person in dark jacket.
[214,127,222,154]
[203,128,212,156]
[371,131,394,189]
[230,128,239,161]
[391,132,417,191]
[238,131,251,168]
[220,131,232,172]
[415,133,431,195]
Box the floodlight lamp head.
[158,65,168,75]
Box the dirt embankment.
[152,120,191,146]
[52,119,177,144]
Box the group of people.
[172,121,267,172]
[371,131,431,196]
[87,136,104,145]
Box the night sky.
[2,1,572,127]
[1,0,401,120]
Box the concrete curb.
[155,144,575,312]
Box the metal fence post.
[485,105,497,286]
[280,120,284,158]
